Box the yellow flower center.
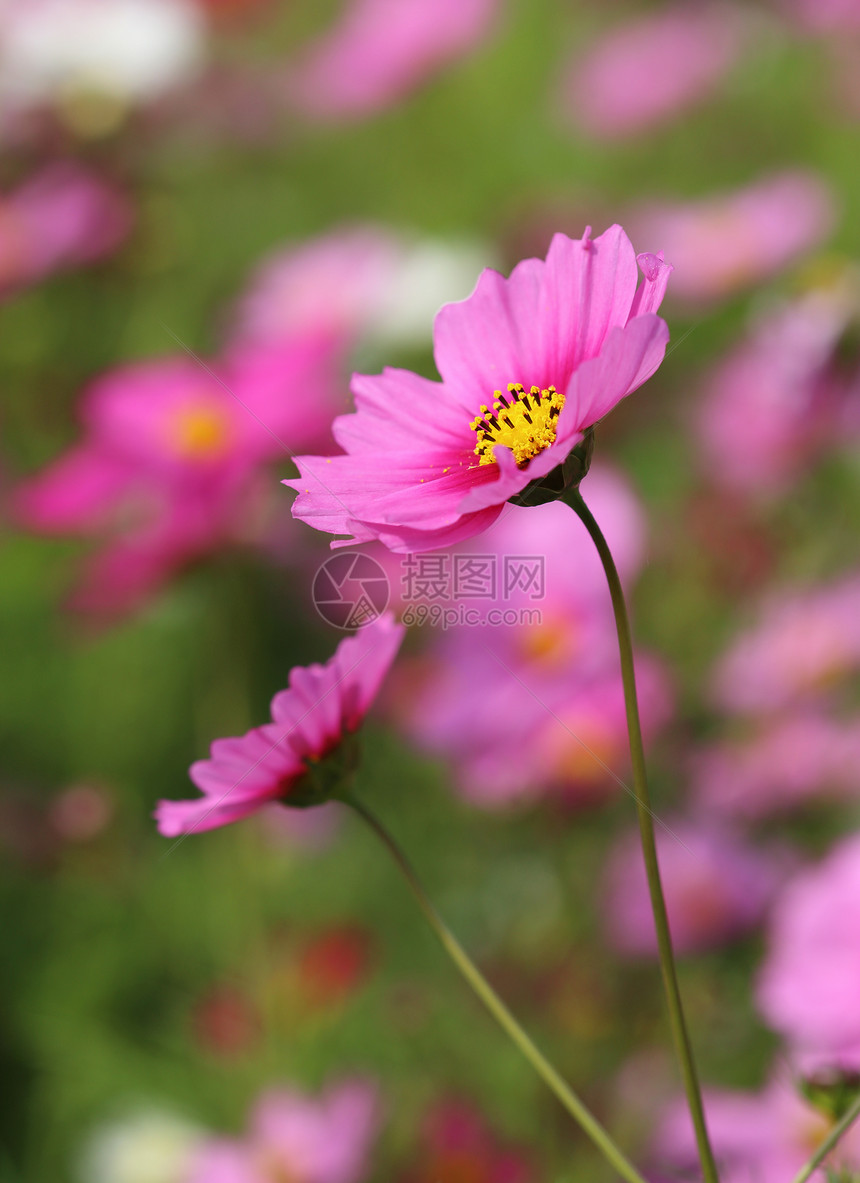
[169,404,232,460]
[470,383,565,467]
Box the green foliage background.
[2,2,860,1179]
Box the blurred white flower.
[0,0,204,109]
[233,224,496,358]
[78,1110,204,1183]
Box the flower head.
[155,614,405,837]
[563,3,748,140]
[286,225,671,553]
[629,171,834,304]
[757,831,860,1071]
[187,1079,380,1183]
[657,1071,860,1183]
[15,336,343,617]
[287,0,500,122]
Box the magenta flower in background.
[187,1079,380,1183]
[563,3,748,140]
[782,0,860,31]
[401,1099,534,1183]
[403,647,670,808]
[393,467,673,806]
[629,171,835,304]
[0,162,131,294]
[693,713,860,819]
[156,613,404,836]
[286,0,499,122]
[757,832,860,1072]
[15,337,344,616]
[657,1072,860,1183]
[694,274,857,494]
[710,573,860,716]
[287,225,672,553]
[602,821,784,957]
[231,223,492,356]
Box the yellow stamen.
[170,404,231,460]
[470,383,565,467]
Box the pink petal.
[334,367,470,453]
[155,793,281,837]
[542,225,639,378]
[564,313,669,428]
[629,251,674,317]
[14,446,131,531]
[433,256,552,407]
[332,614,406,725]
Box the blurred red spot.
[298,924,374,1008]
[193,986,260,1058]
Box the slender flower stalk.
[343,791,649,1183]
[563,487,719,1183]
[790,1092,860,1183]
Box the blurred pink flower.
[710,573,860,716]
[155,613,404,836]
[287,0,500,121]
[187,1079,380,1183]
[394,468,673,807]
[563,4,748,139]
[0,162,131,294]
[401,1099,534,1183]
[287,225,671,553]
[695,274,858,494]
[231,224,491,356]
[657,1072,860,1182]
[782,0,860,31]
[630,172,835,303]
[404,647,670,808]
[693,713,860,819]
[757,832,860,1071]
[15,337,343,616]
[602,821,783,956]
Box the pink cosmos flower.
[629,172,835,304]
[287,225,672,554]
[15,337,343,616]
[563,4,748,140]
[710,573,860,716]
[287,0,500,121]
[602,821,783,956]
[693,713,860,819]
[0,162,131,295]
[657,1072,860,1183]
[695,276,857,494]
[187,1079,380,1183]
[155,613,404,837]
[757,832,860,1072]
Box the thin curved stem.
[343,791,648,1183]
[564,486,719,1183]
[790,1092,860,1183]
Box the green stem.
[790,1093,860,1183]
[343,791,648,1183]
[564,487,719,1183]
